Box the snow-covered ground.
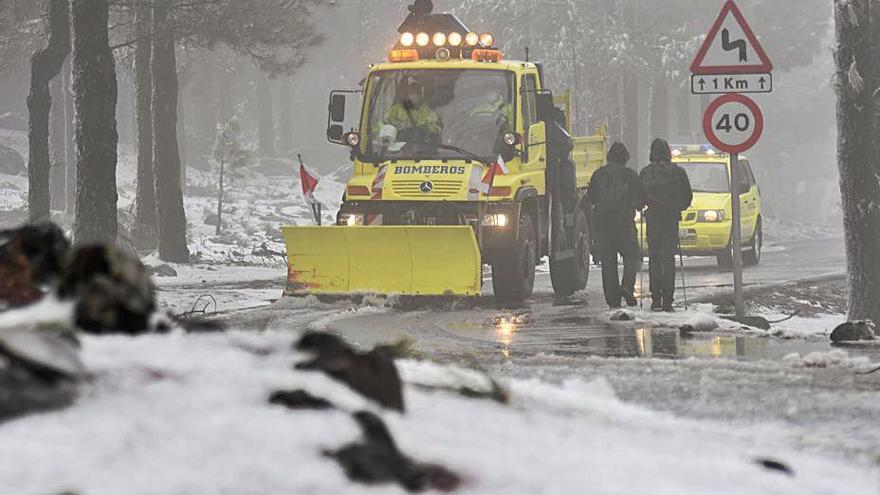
[1,325,878,495]
[0,128,345,267]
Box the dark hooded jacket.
[639,139,693,220]
[589,142,645,223]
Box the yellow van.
[636,145,763,268]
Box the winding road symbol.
[721,29,747,62]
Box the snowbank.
[0,329,877,494]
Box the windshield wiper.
[399,141,488,167]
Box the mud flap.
[281,226,482,297]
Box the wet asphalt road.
[206,236,853,363]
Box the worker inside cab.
[470,87,513,133]
[383,79,442,143]
[366,69,514,162]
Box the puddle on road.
[484,313,879,361]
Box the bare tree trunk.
[675,80,691,140]
[178,89,187,186]
[49,72,65,211]
[198,63,218,144]
[133,0,156,248]
[71,0,118,245]
[649,74,669,141]
[152,1,189,262]
[833,0,880,325]
[257,74,276,156]
[277,77,292,156]
[216,158,224,236]
[622,71,640,166]
[217,68,233,124]
[63,59,75,218]
[27,0,70,223]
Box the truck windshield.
[364,69,515,162]
[678,162,730,193]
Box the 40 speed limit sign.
[702,93,763,154]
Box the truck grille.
[390,179,464,198]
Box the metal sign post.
[729,152,745,318]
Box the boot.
[651,297,663,312]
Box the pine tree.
[151,0,189,262]
[213,118,252,236]
[133,0,157,248]
[833,0,880,325]
[71,0,118,245]
[27,0,69,223]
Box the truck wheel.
[492,212,537,303]
[744,219,763,267]
[550,208,590,296]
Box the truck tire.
[550,208,590,297]
[492,212,537,304]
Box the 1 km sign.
[702,94,763,154]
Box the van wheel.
[493,212,537,304]
[716,248,733,269]
[550,208,590,296]
[744,219,763,266]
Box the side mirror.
[329,94,346,123]
[327,124,344,142]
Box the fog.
[0,0,838,224]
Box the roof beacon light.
[472,49,503,62]
[399,32,415,47]
[448,32,462,47]
[432,32,447,47]
[465,32,480,47]
[479,32,494,47]
[389,49,420,63]
[416,32,430,47]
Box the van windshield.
[678,162,729,193]
[363,69,515,162]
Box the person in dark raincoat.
[639,139,693,311]
[588,142,645,308]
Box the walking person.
[588,142,645,308]
[639,139,693,312]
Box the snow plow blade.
[281,226,482,298]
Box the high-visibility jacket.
[470,100,513,128]
[384,102,442,135]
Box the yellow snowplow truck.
[283,11,606,303]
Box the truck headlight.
[483,213,509,227]
[340,213,364,226]
[698,210,726,222]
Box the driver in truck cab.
[383,79,442,141]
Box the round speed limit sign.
[703,94,764,154]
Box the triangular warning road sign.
[690,0,773,75]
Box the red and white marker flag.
[298,154,322,225]
[299,163,319,205]
[371,164,388,200]
[479,155,508,195]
